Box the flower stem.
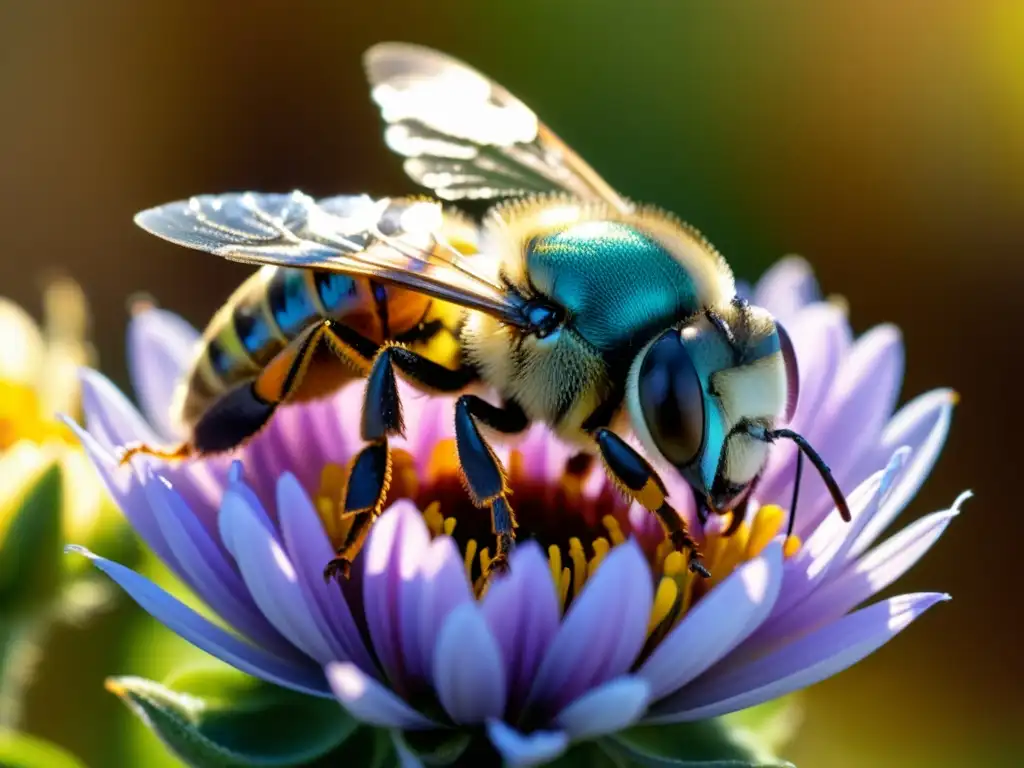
[0,612,51,730]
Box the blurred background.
[1,1,1022,765]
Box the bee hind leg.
[117,441,194,465]
[593,428,709,578]
[323,343,477,583]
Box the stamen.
[784,534,802,559]
[747,504,785,559]
[711,522,750,585]
[647,577,679,637]
[557,567,571,610]
[601,515,626,546]
[442,517,456,536]
[588,537,610,577]
[568,538,587,597]
[463,539,478,582]
[423,501,444,536]
[548,544,562,587]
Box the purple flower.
[67,258,964,765]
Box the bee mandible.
[120,43,851,582]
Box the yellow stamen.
[747,505,785,559]
[647,577,679,637]
[463,538,478,581]
[442,517,456,536]
[548,544,562,588]
[712,522,750,584]
[588,537,610,577]
[663,551,685,578]
[479,546,492,577]
[784,534,802,559]
[422,501,444,536]
[568,538,587,597]
[558,567,571,610]
[602,515,626,546]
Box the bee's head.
[627,302,800,513]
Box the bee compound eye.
[638,330,706,467]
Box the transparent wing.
[134,191,525,324]
[365,43,631,212]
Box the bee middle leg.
[323,343,477,582]
[593,428,710,578]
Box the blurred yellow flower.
[0,279,124,568]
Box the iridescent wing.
[365,43,631,212]
[134,191,525,324]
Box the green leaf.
[396,729,472,765]
[108,665,357,767]
[721,697,803,756]
[0,731,87,768]
[607,719,795,767]
[0,463,64,611]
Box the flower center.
[313,437,801,641]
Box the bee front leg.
[453,395,529,583]
[593,428,710,578]
[323,343,477,583]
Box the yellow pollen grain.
[784,534,802,559]
[647,577,679,637]
[747,505,785,559]
[442,517,457,536]
[588,537,610,578]
[463,539,479,581]
[602,515,626,546]
[568,538,587,597]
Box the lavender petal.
[481,541,561,710]
[432,603,507,723]
[762,503,962,646]
[68,545,328,696]
[80,368,160,450]
[639,543,783,701]
[848,389,957,560]
[326,662,437,730]
[276,473,378,674]
[796,325,904,536]
[486,720,568,768]
[554,676,650,740]
[362,502,431,688]
[407,536,473,688]
[62,415,180,570]
[219,483,335,663]
[646,592,948,722]
[146,467,296,656]
[752,256,821,322]
[127,308,199,440]
[526,540,653,713]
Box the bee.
[122,43,851,582]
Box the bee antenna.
[754,426,852,526]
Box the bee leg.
[453,395,529,582]
[323,344,478,583]
[594,428,709,578]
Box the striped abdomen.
[172,264,462,431]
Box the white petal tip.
[951,491,973,511]
[64,544,92,557]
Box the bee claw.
[323,557,352,584]
[486,554,511,578]
[688,557,711,579]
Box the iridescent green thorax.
[525,222,701,350]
